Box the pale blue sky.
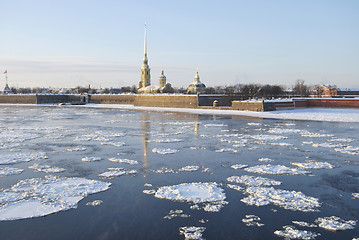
[0,0,358,89]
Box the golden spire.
[144,23,147,57]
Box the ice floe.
[315,216,357,231]
[67,147,86,152]
[258,157,273,162]
[152,167,175,174]
[29,164,66,173]
[204,123,227,127]
[0,152,47,165]
[242,187,321,212]
[0,167,23,177]
[86,200,103,206]
[0,175,111,221]
[179,166,200,172]
[244,164,310,175]
[101,141,126,147]
[274,226,319,239]
[99,168,137,178]
[149,138,183,143]
[230,164,248,170]
[352,193,359,199]
[164,209,190,219]
[334,146,359,155]
[179,226,206,240]
[152,148,179,155]
[227,175,281,186]
[250,134,287,141]
[290,161,333,169]
[292,221,317,228]
[154,182,226,204]
[142,189,156,195]
[108,158,138,165]
[227,184,244,191]
[215,148,238,153]
[81,156,102,162]
[242,215,264,227]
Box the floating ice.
[244,164,310,175]
[101,141,126,147]
[248,123,262,126]
[203,203,225,212]
[270,142,293,147]
[274,226,319,240]
[243,187,321,212]
[154,182,226,204]
[204,123,227,127]
[82,156,102,162]
[0,152,47,165]
[149,138,183,143]
[144,183,153,187]
[315,216,357,231]
[227,184,244,191]
[86,200,103,206]
[99,168,137,178]
[189,146,206,150]
[291,162,333,169]
[152,148,179,155]
[352,193,359,199]
[143,190,156,195]
[312,142,343,148]
[152,167,175,174]
[241,195,270,207]
[179,166,200,172]
[251,135,287,141]
[0,167,23,177]
[242,215,264,227]
[179,226,206,240]
[215,148,238,153]
[108,158,138,165]
[258,158,273,162]
[227,175,281,186]
[292,221,317,228]
[334,146,359,155]
[29,164,66,173]
[231,164,248,170]
[67,147,86,152]
[301,132,333,138]
[268,128,303,134]
[164,209,190,219]
[328,138,354,143]
[0,175,111,221]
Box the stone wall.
[89,94,135,104]
[293,98,359,108]
[231,101,276,111]
[134,95,198,108]
[0,95,37,104]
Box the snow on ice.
[0,152,47,165]
[0,167,23,177]
[29,164,66,173]
[227,175,281,187]
[315,216,357,231]
[152,148,179,155]
[274,226,319,240]
[244,164,310,175]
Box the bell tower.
[139,24,151,88]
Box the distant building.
[3,83,11,94]
[311,84,359,98]
[187,71,206,94]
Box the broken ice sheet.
[29,164,65,173]
[215,148,238,153]
[152,167,175,174]
[148,138,183,143]
[230,164,248,170]
[315,216,357,231]
[82,156,102,162]
[227,175,281,187]
[292,221,317,228]
[242,215,264,227]
[258,157,273,162]
[99,168,137,178]
[152,148,179,155]
[86,200,103,206]
[242,186,321,212]
[0,167,23,177]
[274,225,319,240]
[179,226,206,240]
[291,161,333,169]
[67,147,86,152]
[244,164,310,175]
[108,158,138,165]
[0,175,111,221]
[352,193,359,199]
[0,152,47,165]
[163,209,190,219]
[334,146,359,155]
[143,189,156,195]
[227,184,244,192]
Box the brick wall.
[0,95,37,104]
[134,95,198,108]
[89,95,135,104]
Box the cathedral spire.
[144,23,147,56]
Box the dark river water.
[0,105,358,240]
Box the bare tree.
[293,80,309,97]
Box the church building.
[186,71,206,94]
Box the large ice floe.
[274,225,319,240]
[315,216,357,231]
[155,182,225,203]
[179,226,206,240]
[227,175,281,186]
[242,187,321,212]
[0,152,47,165]
[98,168,137,178]
[0,175,111,221]
[0,167,23,177]
[28,164,66,173]
[152,148,179,155]
[290,161,333,169]
[244,164,310,175]
[108,158,138,165]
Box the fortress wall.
[134,95,198,108]
[293,98,359,108]
[198,95,232,106]
[0,95,37,104]
[231,101,265,111]
[89,95,135,104]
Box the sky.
[0,0,358,89]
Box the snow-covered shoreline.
[1,103,359,123]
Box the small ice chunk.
[244,164,310,175]
[101,141,126,147]
[67,147,86,152]
[152,167,175,174]
[164,209,190,219]
[251,135,287,141]
[291,162,333,169]
[82,156,101,162]
[203,203,225,212]
[242,215,264,227]
[227,184,244,191]
[241,195,270,207]
[179,226,206,240]
[155,182,226,204]
[352,193,359,199]
[150,138,183,143]
[0,167,23,177]
[258,158,273,162]
[215,148,238,153]
[179,166,200,172]
[334,146,359,155]
[143,190,156,195]
[231,164,248,170]
[144,183,153,187]
[315,216,357,231]
[274,226,319,239]
[29,164,66,173]
[86,200,103,206]
[152,148,179,155]
[108,158,138,165]
[292,221,317,228]
[227,175,281,186]
[98,168,125,178]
